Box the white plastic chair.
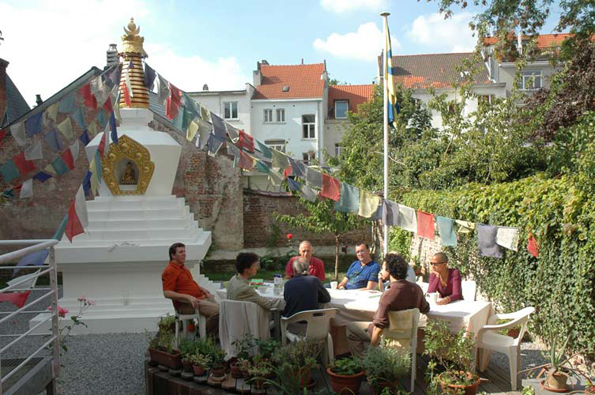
[281,308,338,366]
[476,306,535,390]
[382,308,420,392]
[461,280,477,301]
[174,306,207,349]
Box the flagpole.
[381,12,390,256]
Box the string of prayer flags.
[58,92,77,114]
[44,129,63,152]
[416,211,435,240]
[144,63,156,90]
[496,226,520,251]
[320,174,341,201]
[10,122,26,146]
[71,107,86,130]
[436,216,457,247]
[271,149,289,171]
[65,186,88,242]
[238,130,254,152]
[527,235,539,257]
[79,130,90,146]
[455,220,475,234]
[20,179,33,199]
[156,74,170,105]
[305,167,322,188]
[13,152,36,175]
[256,140,272,161]
[0,291,31,309]
[80,83,97,110]
[51,156,70,175]
[358,190,380,218]
[24,141,43,161]
[166,83,183,120]
[477,224,503,258]
[397,205,417,233]
[210,112,227,140]
[335,182,360,213]
[25,112,43,137]
[33,171,52,183]
[382,200,399,226]
[0,160,19,183]
[109,112,118,144]
[57,117,74,139]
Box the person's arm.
[244,286,274,310]
[163,290,200,309]
[445,269,463,303]
[316,279,331,303]
[315,259,326,282]
[370,326,384,347]
[285,258,295,279]
[427,273,437,293]
[361,265,380,290]
[338,277,349,289]
[362,280,378,290]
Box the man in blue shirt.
[337,243,380,290]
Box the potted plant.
[256,338,280,360]
[231,335,257,377]
[209,346,227,378]
[423,320,480,395]
[264,340,323,391]
[179,339,196,373]
[157,314,176,333]
[363,341,411,394]
[148,330,182,370]
[188,352,211,376]
[327,356,365,394]
[247,355,274,390]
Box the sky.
[0,0,563,107]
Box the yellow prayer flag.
[358,190,381,218]
[186,120,199,141]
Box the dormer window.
[521,70,542,90]
[335,100,348,119]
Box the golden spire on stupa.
[119,18,150,109]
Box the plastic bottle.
[273,274,282,295]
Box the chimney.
[202,84,209,91]
[0,58,8,124]
[254,61,264,86]
[301,58,304,64]
[35,94,43,106]
[106,44,118,68]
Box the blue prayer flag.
[79,130,90,146]
[109,112,118,144]
[82,170,92,197]
[33,171,53,183]
[25,112,44,137]
[44,129,63,152]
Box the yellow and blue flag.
[384,22,399,129]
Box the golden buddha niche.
[120,161,137,185]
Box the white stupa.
[31,19,212,334]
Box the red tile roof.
[382,53,490,90]
[328,84,374,117]
[253,63,325,100]
[483,33,572,48]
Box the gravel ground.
[1,286,548,395]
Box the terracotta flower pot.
[327,367,364,394]
[438,372,481,395]
[211,364,226,378]
[507,328,521,338]
[192,365,206,376]
[371,380,400,395]
[181,360,192,373]
[230,362,243,378]
[298,366,312,387]
[252,378,266,390]
[148,348,182,370]
[545,372,569,391]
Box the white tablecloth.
[216,288,491,334]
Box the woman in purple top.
[427,252,462,305]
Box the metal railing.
[0,239,60,395]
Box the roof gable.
[328,84,374,118]
[2,74,31,128]
[253,63,325,100]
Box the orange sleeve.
[162,267,178,292]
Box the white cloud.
[0,0,248,107]
[320,0,389,13]
[313,22,400,62]
[408,12,477,53]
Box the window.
[276,108,285,123]
[478,95,494,105]
[302,152,316,165]
[265,139,286,153]
[223,101,238,119]
[302,114,315,139]
[521,70,542,90]
[335,100,348,119]
[334,144,342,157]
[264,109,273,123]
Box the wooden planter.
[327,367,364,394]
[148,348,182,370]
[438,372,481,395]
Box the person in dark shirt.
[283,257,331,318]
[346,253,429,358]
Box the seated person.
[227,252,283,310]
[378,253,417,291]
[285,240,326,281]
[427,252,462,305]
[347,253,430,358]
[337,243,380,290]
[283,257,331,318]
[162,242,219,335]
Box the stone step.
[86,217,196,231]
[72,225,201,241]
[88,196,185,210]
[87,206,191,220]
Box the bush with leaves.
[362,341,411,391]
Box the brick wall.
[243,189,372,248]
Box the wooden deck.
[145,355,521,395]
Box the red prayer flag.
[65,202,84,242]
[98,133,107,158]
[0,129,7,147]
[0,291,31,308]
[527,235,539,258]
[238,130,254,152]
[80,84,97,110]
[238,151,254,170]
[123,83,132,107]
[284,166,292,178]
[320,174,341,201]
[416,211,435,240]
[103,97,113,114]
[61,149,75,170]
[13,152,36,175]
[166,83,182,120]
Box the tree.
[276,197,362,280]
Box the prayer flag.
[33,171,52,183]
[271,149,290,171]
[65,187,88,242]
[383,18,399,128]
[238,151,254,170]
[226,123,239,142]
[96,109,108,130]
[210,112,227,139]
[207,134,225,156]
[25,112,43,137]
[186,120,199,141]
[46,102,59,123]
[24,140,43,160]
[87,120,98,137]
[0,129,6,147]
[238,130,254,152]
[70,140,80,160]
[79,130,90,146]
[43,164,56,175]
[496,226,520,251]
[80,83,97,110]
[82,170,92,197]
[0,291,31,308]
[123,60,134,106]
[527,235,539,258]
[57,117,73,139]
[58,93,77,114]
[156,75,170,105]
[320,174,341,201]
[397,205,417,233]
[335,183,359,213]
[358,190,380,218]
[13,152,36,175]
[198,120,212,150]
[255,159,271,174]
[305,167,322,188]
[50,157,69,175]
[166,83,182,120]
[71,107,86,130]
[300,184,318,202]
[61,149,75,170]
[256,140,272,161]
[287,178,302,192]
[109,112,118,144]
[455,220,476,234]
[89,151,102,194]
[436,216,457,247]
[44,129,63,152]
[477,225,503,258]
[53,215,68,240]
[181,107,194,132]
[144,63,156,90]
[416,211,435,240]
[10,121,26,146]
[382,200,399,226]
[20,179,33,199]
[103,96,113,114]
[200,105,210,122]
[288,157,305,178]
[97,133,107,158]
[268,169,284,186]
[0,160,20,183]
[91,76,108,105]
[13,249,48,277]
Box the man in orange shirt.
[162,242,219,334]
